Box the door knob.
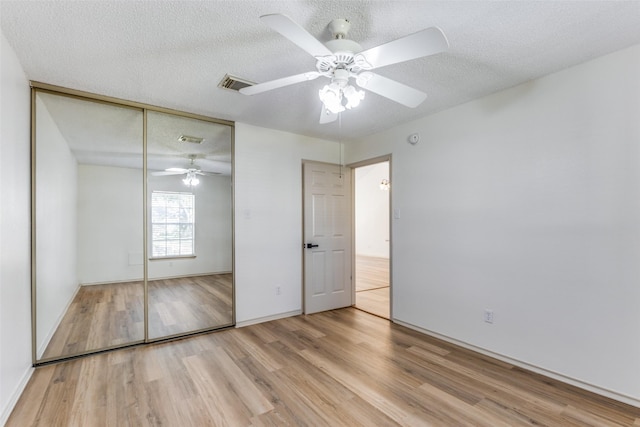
[305,243,319,249]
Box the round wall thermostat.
[408,133,420,144]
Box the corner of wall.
[0,29,35,424]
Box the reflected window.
[151,191,195,257]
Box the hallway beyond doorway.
[355,255,389,319]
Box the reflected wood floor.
[355,255,390,319]
[11,308,640,426]
[149,273,233,339]
[41,281,145,360]
[42,274,232,360]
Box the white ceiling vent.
[218,74,255,92]
[178,135,204,144]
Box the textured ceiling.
[38,92,232,174]
[2,1,640,141]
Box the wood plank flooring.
[41,274,232,360]
[12,308,639,426]
[149,273,233,339]
[41,281,145,360]
[356,286,390,319]
[355,255,390,319]
[355,255,389,292]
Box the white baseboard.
[0,365,34,426]
[394,319,640,409]
[148,271,232,282]
[235,310,302,328]
[81,271,232,286]
[36,283,81,359]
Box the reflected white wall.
[76,164,143,284]
[76,166,233,283]
[34,96,78,357]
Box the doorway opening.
[353,159,390,319]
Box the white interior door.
[303,161,352,314]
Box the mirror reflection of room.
[35,92,145,361]
[33,91,234,363]
[146,111,233,340]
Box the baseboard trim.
[37,283,81,358]
[394,319,640,409]
[0,365,34,426]
[80,271,232,286]
[235,310,302,328]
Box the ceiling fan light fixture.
[183,171,200,187]
[319,83,345,114]
[343,85,365,109]
[319,82,364,113]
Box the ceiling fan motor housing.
[328,18,351,39]
[325,38,362,55]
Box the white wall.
[355,162,390,258]
[346,44,640,405]
[234,123,339,324]
[76,164,144,284]
[34,96,79,357]
[77,166,232,283]
[0,31,33,425]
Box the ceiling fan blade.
[260,14,332,58]
[151,170,184,176]
[357,72,427,108]
[195,171,221,176]
[319,106,338,124]
[239,72,320,95]
[358,27,448,70]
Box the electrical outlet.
[484,309,494,324]
[276,286,281,296]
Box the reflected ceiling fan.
[151,155,220,186]
[240,14,449,124]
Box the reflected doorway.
[354,160,390,319]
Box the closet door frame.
[30,81,235,365]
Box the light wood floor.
[149,273,233,339]
[10,308,640,426]
[41,281,145,360]
[41,274,232,360]
[355,255,390,319]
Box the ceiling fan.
[239,14,449,124]
[151,155,220,186]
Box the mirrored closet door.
[32,86,234,364]
[34,91,145,361]
[146,111,233,340]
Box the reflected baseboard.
[80,278,144,286]
[79,271,232,286]
[148,271,232,281]
[36,283,81,360]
